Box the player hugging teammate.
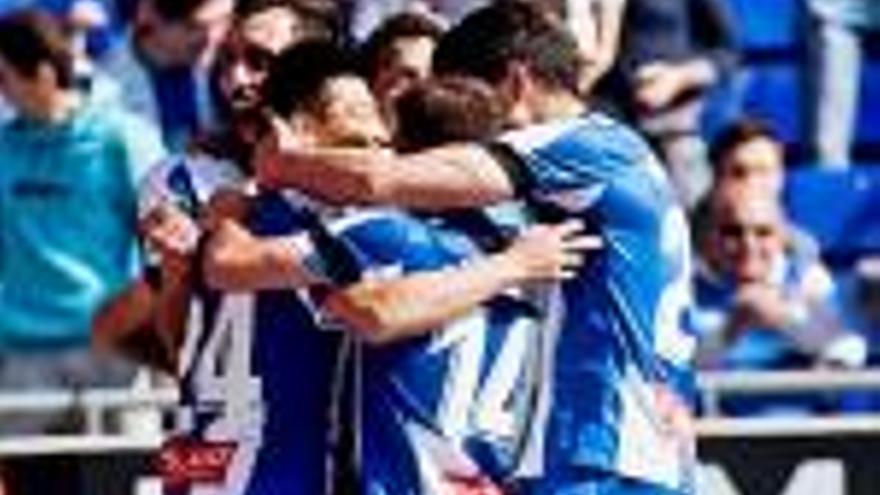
[96,1,696,494]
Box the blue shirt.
[496,113,697,492]
[0,98,164,350]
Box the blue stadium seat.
[784,168,880,265]
[856,62,880,145]
[740,63,803,144]
[724,0,800,52]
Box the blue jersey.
[496,114,697,492]
[313,208,540,494]
[169,191,341,495]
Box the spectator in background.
[359,11,444,129]
[0,8,165,436]
[701,118,822,264]
[597,0,738,209]
[691,184,866,415]
[805,0,880,167]
[98,0,234,150]
[837,257,880,411]
[845,257,880,364]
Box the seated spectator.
[690,184,866,415]
[97,0,234,150]
[359,11,444,130]
[838,257,880,411]
[702,118,821,264]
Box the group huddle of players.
[95,1,697,494]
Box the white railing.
[697,369,880,417]
[1,370,880,456]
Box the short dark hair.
[394,75,504,151]
[265,40,357,117]
[235,0,338,41]
[709,118,782,169]
[149,0,218,21]
[359,11,445,80]
[433,0,582,95]
[0,9,75,88]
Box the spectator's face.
[710,192,787,283]
[310,75,390,147]
[372,35,436,113]
[0,57,55,119]
[216,8,306,115]
[718,137,785,196]
[135,0,233,68]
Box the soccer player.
[252,2,697,493]
[205,42,597,494]
[93,0,335,372]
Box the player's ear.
[505,61,532,102]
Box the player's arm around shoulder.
[323,220,599,345]
[254,121,516,209]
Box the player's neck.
[531,90,587,122]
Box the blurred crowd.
[0,0,878,446]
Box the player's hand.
[201,188,250,232]
[501,220,603,283]
[140,204,199,281]
[141,205,198,255]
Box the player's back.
[330,209,539,494]
[168,191,341,495]
[499,113,697,492]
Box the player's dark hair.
[234,0,338,41]
[265,40,357,117]
[433,0,582,95]
[359,11,444,81]
[0,9,75,88]
[149,0,219,21]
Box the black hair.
[265,39,357,117]
[234,0,339,41]
[359,11,444,80]
[149,0,220,21]
[709,118,782,169]
[433,0,582,95]
[0,9,75,88]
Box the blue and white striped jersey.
[164,189,342,495]
[496,113,697,493]
[308,208,540,495]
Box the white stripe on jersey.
[138,153,244,219]
[615,366,694,489]
[513,284,566,479]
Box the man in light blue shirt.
[0,9,165,435]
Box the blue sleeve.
[333,211,459,273]
[493,115,659,194]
